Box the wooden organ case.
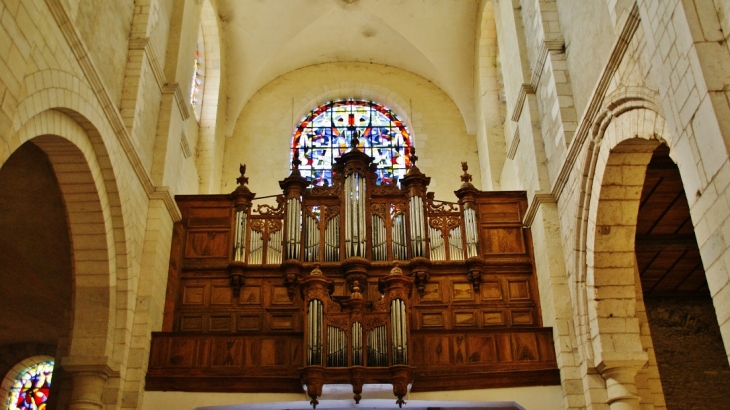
[147,146,560,407]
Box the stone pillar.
[597,359,645,410]
[61,357,117,410]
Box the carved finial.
[310,264,323,276]
[291,149,302,171]
[236,164,249,187]
[460,161,473,188]
[351,279,363,299]
[410,147,418,167]
[389,261,403,276]
[350,129,360,150]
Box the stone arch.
[4,110,119,361]
[197,0,224,193]
[292,84,420,149]
[573,96,678,407]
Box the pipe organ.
[148,147,560,408]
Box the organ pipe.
[305,213,319,262]
[285,198,302,260]
[367,324,387,367]
[391,299,407,365]
[307,300,323,366]
[352,322,363,366]
[409,196,425,257]
[372,214,387,261]
[448,227,464,261]
[464,207,479,258]
[324,216,339,262]
[345,173,367,258]
[392,211,407,260]
[429,226,445,261]
[233,209,248,262]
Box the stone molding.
[150,186,183,222]
[45,0,182,222]
[522,191,557,228]
[506,127,520,160]
[551,3,641,200]
[510,38,564,123]
[128,37,166,91]
[162,82,191,122]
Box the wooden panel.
[454,335,468,364]
[423,336,451,364]
[453,311,476,327]
[420,282,443,302]
[239,286,261,304]
[238,315,262,331]
[211,339,244,366]
[512,333,539,361]
[478,202,521,222]
[420,312,445,328]
[188,206,232,227]
[168,339,197,366]
[452,282,474,301]
[480,282,502,300]
[271,286,293,305]
[511,310,534,325]
[180,316,203,331]
[481,227,526,254]
[182,286,206,305]
[210,315,233,332]
[211,286,232,305]
[184,230,229,258]
[466,335,498,363]
[508,280,530,300]
[483,311,504,326]
[271,314,295,330]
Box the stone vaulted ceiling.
[218,0,480,135]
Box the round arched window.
[291,100,412,186]
[5,360,54,410]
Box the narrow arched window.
[4,359,54,410]
[291,100,412,186]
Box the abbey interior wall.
[1,0,730,409]
[222,61,482,201]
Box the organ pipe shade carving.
[307,299,324,366]
[391,299,408,365]
[233,209,248,262]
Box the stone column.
[597,358,646,410]
[61,357,117,410]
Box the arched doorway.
[0,141,74,408]
[635,145,730,408]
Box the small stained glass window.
[6,361,53,410]
[189,49,201,109]
[291,100,412,186]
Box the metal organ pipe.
[391,299,407,365]
[345,174,367,258]
[233,209,248,262]
[464,207,479,258]
[307,299,323,366]
[352,322,363,366]
[409,196,425,257]
[285,198,301,260]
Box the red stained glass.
[7,361,54,410]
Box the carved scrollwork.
[323,206,340,222]
[371,203,387,220]
[371,183,401,195]
[428,215,461,231]
[254,196,285,216]
[344,162,369,177]
[426,195,459,213]
[327,316,350,330]
[363,316,387,331]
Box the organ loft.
[146,126,560,408]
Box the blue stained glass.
[291,100,412,186]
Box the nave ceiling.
[217,0,481,135]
